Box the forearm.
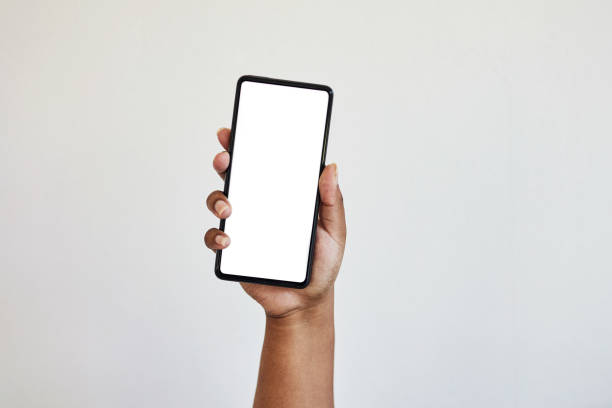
[253,291,335,408]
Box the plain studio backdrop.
[1,1,611,407]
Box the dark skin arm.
[204,128,347,407]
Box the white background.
[222,81,329,282]
[1,1,611,407]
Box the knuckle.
[206,190,223,203]
[204,228,218,242]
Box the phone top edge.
[237,74,333,96]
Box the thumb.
[318,163,346,242]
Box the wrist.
[265,289,334,329]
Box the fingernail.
[217,127,225,134]
[215,235,230,247]
[214,200,229,217]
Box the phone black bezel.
[214,75,334,289]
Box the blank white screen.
[220,80,330,283]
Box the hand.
[204,128,347,318]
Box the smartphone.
[215,75,333,288]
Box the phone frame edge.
[214,75,334,289]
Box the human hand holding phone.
[204,127,346,318]
[205,76,345,406]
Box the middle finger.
[213,151,230,179]
[206,190,232,219]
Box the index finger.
[217,128,231,151]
